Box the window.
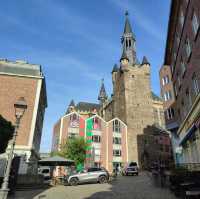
[163,91,172,101]
[166,108,174,119]
[180,60,186,75]
[178,75,181,88]
[113,120,121,133]
[186,89,192,108]
[193,73,199,95]
[68,133,77,139]
[93,117,101,130]
[185,37,192,58]
[88,168,102,172]
[113,150,121,157]
[113,137,122,145]
[176,33,180,46]
[92,135,101,143]
[180,9,184,27]
[129,40,131,47]
[70,114,79,127]
[162,76,169,86]
[192,11,199,36]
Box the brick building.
[163,0,200,166]
[52,111,128,172]
[0,59,47,174]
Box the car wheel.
[69,178,78,186]
[99,175,107,184]
[136,173,139,176]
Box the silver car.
[66,167,109,186]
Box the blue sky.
[0,0,171,152]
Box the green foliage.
[0,115,14,154]
[59,137,87,166]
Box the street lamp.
[0,97,27,199]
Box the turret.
[66,99,75,114]
[98,79,108,105]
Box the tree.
[0,115,14,154]
[59,137,87,167]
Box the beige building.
[0,59,47,174]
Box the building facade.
[52,12,168,170]
[0,59,47,174]
[163,0,200,167]
[52,111,128,172]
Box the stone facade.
[0,59,47,174]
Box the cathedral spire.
[121,11,137,65]
[98,79,107,104]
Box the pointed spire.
[98,79,107,103]
[112,64,119,73]
[66,100,75,114]
[142,56,150,65]
[120,47,129,62]
[124,11,133,34]
[69,99,75,107]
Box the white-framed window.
[162,75,169,86]
[113,150,121,157]
[69,113,79,127]
[113,120,121,133]
[185,37,192,58]
[163,91,172,101]
[166,108,175,119]
[113,137,122,145]
[180,9,185,28]
[181,60,186,75]
[192,73,200,95]
[92,135,101,143]
[192,11,199,36]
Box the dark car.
[123,162,139,176]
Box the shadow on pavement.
[8,186,51,199]
[83,172,176,199]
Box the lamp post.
[0,97,27,199]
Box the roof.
[120,48,129,61]
[151,92,162,101]
[0,59,42,77]
[69,99,75,107]
[124,11,133,34]
[76,102,101,112]
[112,64,119,73]
[142,56,150,65]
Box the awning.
[179,124,197,146]
[39,155,75,166]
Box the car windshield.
[129,162,137,166]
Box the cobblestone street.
[10,172,176,199]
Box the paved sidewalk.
[9,172,176,199]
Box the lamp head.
[14,97,27,118]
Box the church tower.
[112,12,154,165]
[98,79,108,105]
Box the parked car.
[65,167,109,186]
[38,166,51,181]
[123,162,139,176]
